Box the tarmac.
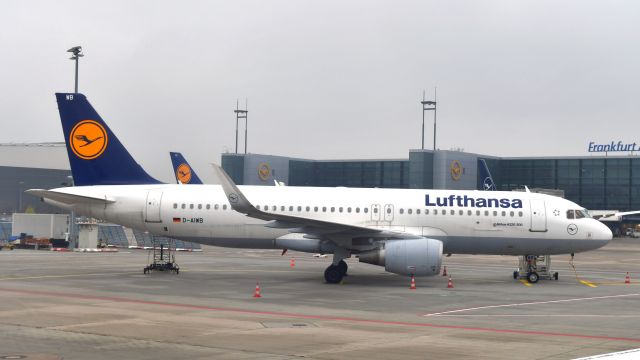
[0,237,638,360]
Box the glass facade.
[224,152,639,211]
[289,160,409,188]
[496,157,637,211]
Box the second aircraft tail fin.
[170,152,203,184]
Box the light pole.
[67,46,83,93]
[421,90,437,150]
[234,100,248,154]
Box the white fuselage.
[43,184,612,255]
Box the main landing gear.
[324,248,350,284]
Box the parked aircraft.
[27,93,612,284]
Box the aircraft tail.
[55,93,161,186]
[170,152,203,184]
[478,159,497,191]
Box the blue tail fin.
[478,159,497,191]
[170,152,203,184]
[55,93,161,186]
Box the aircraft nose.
[592,220,612,248]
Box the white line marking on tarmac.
[433,314,640,317]
[423,293,640,316]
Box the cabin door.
[145,190,163,223]
[529,199,547,232]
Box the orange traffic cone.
[447,276,454,289]
[625,272,631,284]
[410,275,417,290]
[442,266,447,276]
[253,282,262,298]
[290,257,295,268]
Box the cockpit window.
[568,209,590,219]
[575,209,590,219]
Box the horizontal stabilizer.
[25,189,115,205]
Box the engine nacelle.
[358,238,443,276]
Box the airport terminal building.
[222,149,640,212]
[1,143,638,214]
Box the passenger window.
[214,204,219,210]
[467,210,472,216]
[459,210,463,215]
[407,209,412,215]
[450,210,455,215]
[356,208,360,213]
[331,207,335,212]
[322,206,327,212]
[298,206,302,212]
[264,205,268,210]
[256,205,261,210]
[339,207,343,213]
[206,204,210,210]
[373,207,378,214]
[197,204,202,209]
[434,209,438,215]
[306,206,310,212]
[314,206,318,212]
[190,204,194,209]
[493,211,498,216]
[510,211,514,217]
[476,210,480,216]
[347,207,352,213]
[281,206,285,211]
[485,210,489,216]
[399,209,404,214]
[364,208,369,214]
[518,211,523,217]
[289,206,294,211]
[272,206,277,211]
[425,209,429,215]
[222,204,227,210]
[501,211,506,217]
[181,204,186,209]
[416,209,421,215]
[173,203,178,209]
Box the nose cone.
[591,220,613,249]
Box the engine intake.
[359,238,443,276]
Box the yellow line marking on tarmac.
[580,280,598,288]
[519,280,532,287]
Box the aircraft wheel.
[337,260,348,276]
[324,265,344,284]
[513,271,519,280]
[527,272,539,284]
[553,272,559,280]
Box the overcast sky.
[1,1,639,182]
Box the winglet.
[211,164,256,215]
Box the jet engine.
[358,238,442,276]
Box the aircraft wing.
[596,210,640,220]
[212,165,418,241]
[25,189,115,205]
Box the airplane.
[27,93,612,284]
[170,152,203,184]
